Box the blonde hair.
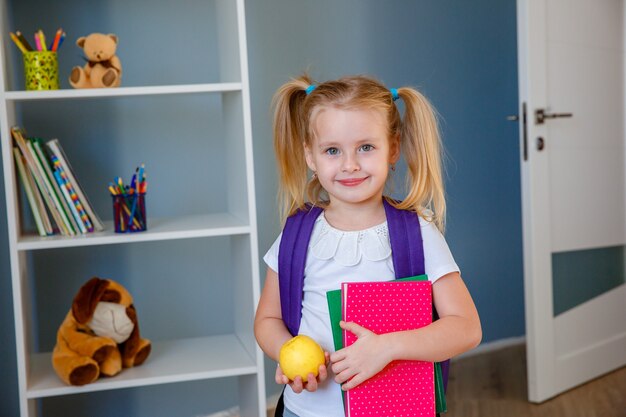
[272,74,446,231]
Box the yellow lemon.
[279,335,325,381]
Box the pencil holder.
[23,51,59,91]
[112,193,147,233]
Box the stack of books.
[327,276,445,417]
[11,126,104,237]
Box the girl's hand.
[275,352,331,393]
[330,321,392,391]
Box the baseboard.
[455,335,526,360]
[201,406,240,417]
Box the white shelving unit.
[0,1,266,416]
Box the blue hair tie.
[390,88,400,102]
[305,85,316,95]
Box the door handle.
[535,108,573,125]
[507,103,529,161]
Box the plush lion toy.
[52,277,151,386]
[69,33,122,88]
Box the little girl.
[254,74,482,417]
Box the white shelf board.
[27,334,258,399]
[2,82,243,101]
[17,212,250,250]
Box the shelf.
[1,82,243,101]
[3,0,265,414]
[27,334,258,399]
[16,213,250,250]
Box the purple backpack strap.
[383,199,450,392]
[383,199,425,277]
[278,204,323,336]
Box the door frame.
[517,0,557,402]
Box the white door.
[517,0,626,402]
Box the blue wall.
[0,1,521,415]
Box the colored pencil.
[34,33,41,51]
[56,32,66,50]
[16,31,33,51]
[9,32,27,53]
[50,28,62,51]
[38,30,47,51]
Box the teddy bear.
[52,277,151,386]
[69,33,122,89]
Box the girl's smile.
[337,177,368,187]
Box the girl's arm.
[330,272,481,390]
[254,267,293,361]
[254,267,329,393]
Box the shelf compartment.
[17,212,250,250]
[2,83,243,101]
[27,334,258,399]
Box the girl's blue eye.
[325,147,339,156]
[360,144,373,152]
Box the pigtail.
[395,87,446,232]
[272,75,313,222]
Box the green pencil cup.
[23,51,59,91]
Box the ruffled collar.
[309,213,391,266]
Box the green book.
[326,275,447,414]
[13,147,46,236]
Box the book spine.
[341,283,349,348]
[27,140,74,235]
[25,155,53,234]
[46,139,104,231]
[13,147,46,236]
[341,282,354,417]
[32,139,80,234]
[53,170,87,234]
[51,156,94,232]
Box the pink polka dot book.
[341,280,435,417]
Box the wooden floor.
[446,343,626,417]
[267,343,626,417]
